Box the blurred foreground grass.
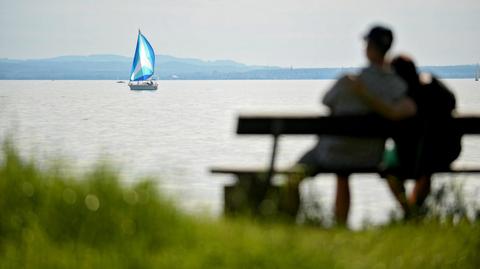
[1,141,479,268]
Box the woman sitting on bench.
[352,55,461,219]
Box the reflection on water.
[0,79,479,228]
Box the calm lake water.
[1,79,479,228]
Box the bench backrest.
[237,114,480,136]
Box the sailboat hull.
[128,81,158,91]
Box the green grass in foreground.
[1,141,479,268]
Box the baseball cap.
[363,25,393,53]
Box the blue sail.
[129,31,156,81]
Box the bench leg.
[223,174,281,217]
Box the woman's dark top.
[393,76,461,178]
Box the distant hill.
[0,54,275,80]
[419,65,478,80]
[0,54,477,80]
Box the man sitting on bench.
[282,25,416,226]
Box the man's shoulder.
[359,65,407,96]
[360,65,400,80]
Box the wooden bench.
[211,114,480,217]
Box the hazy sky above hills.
[0,0,478,67]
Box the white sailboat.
[128,30,158,90]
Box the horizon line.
[0,54,478,69]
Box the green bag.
[383,145,399,169]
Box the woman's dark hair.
[391,55,421,94]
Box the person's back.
[393,75,460,177]
[420,76,461,171]
[313,65,406,169]
[391,56,460,178]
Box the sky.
[0,0,479,67]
